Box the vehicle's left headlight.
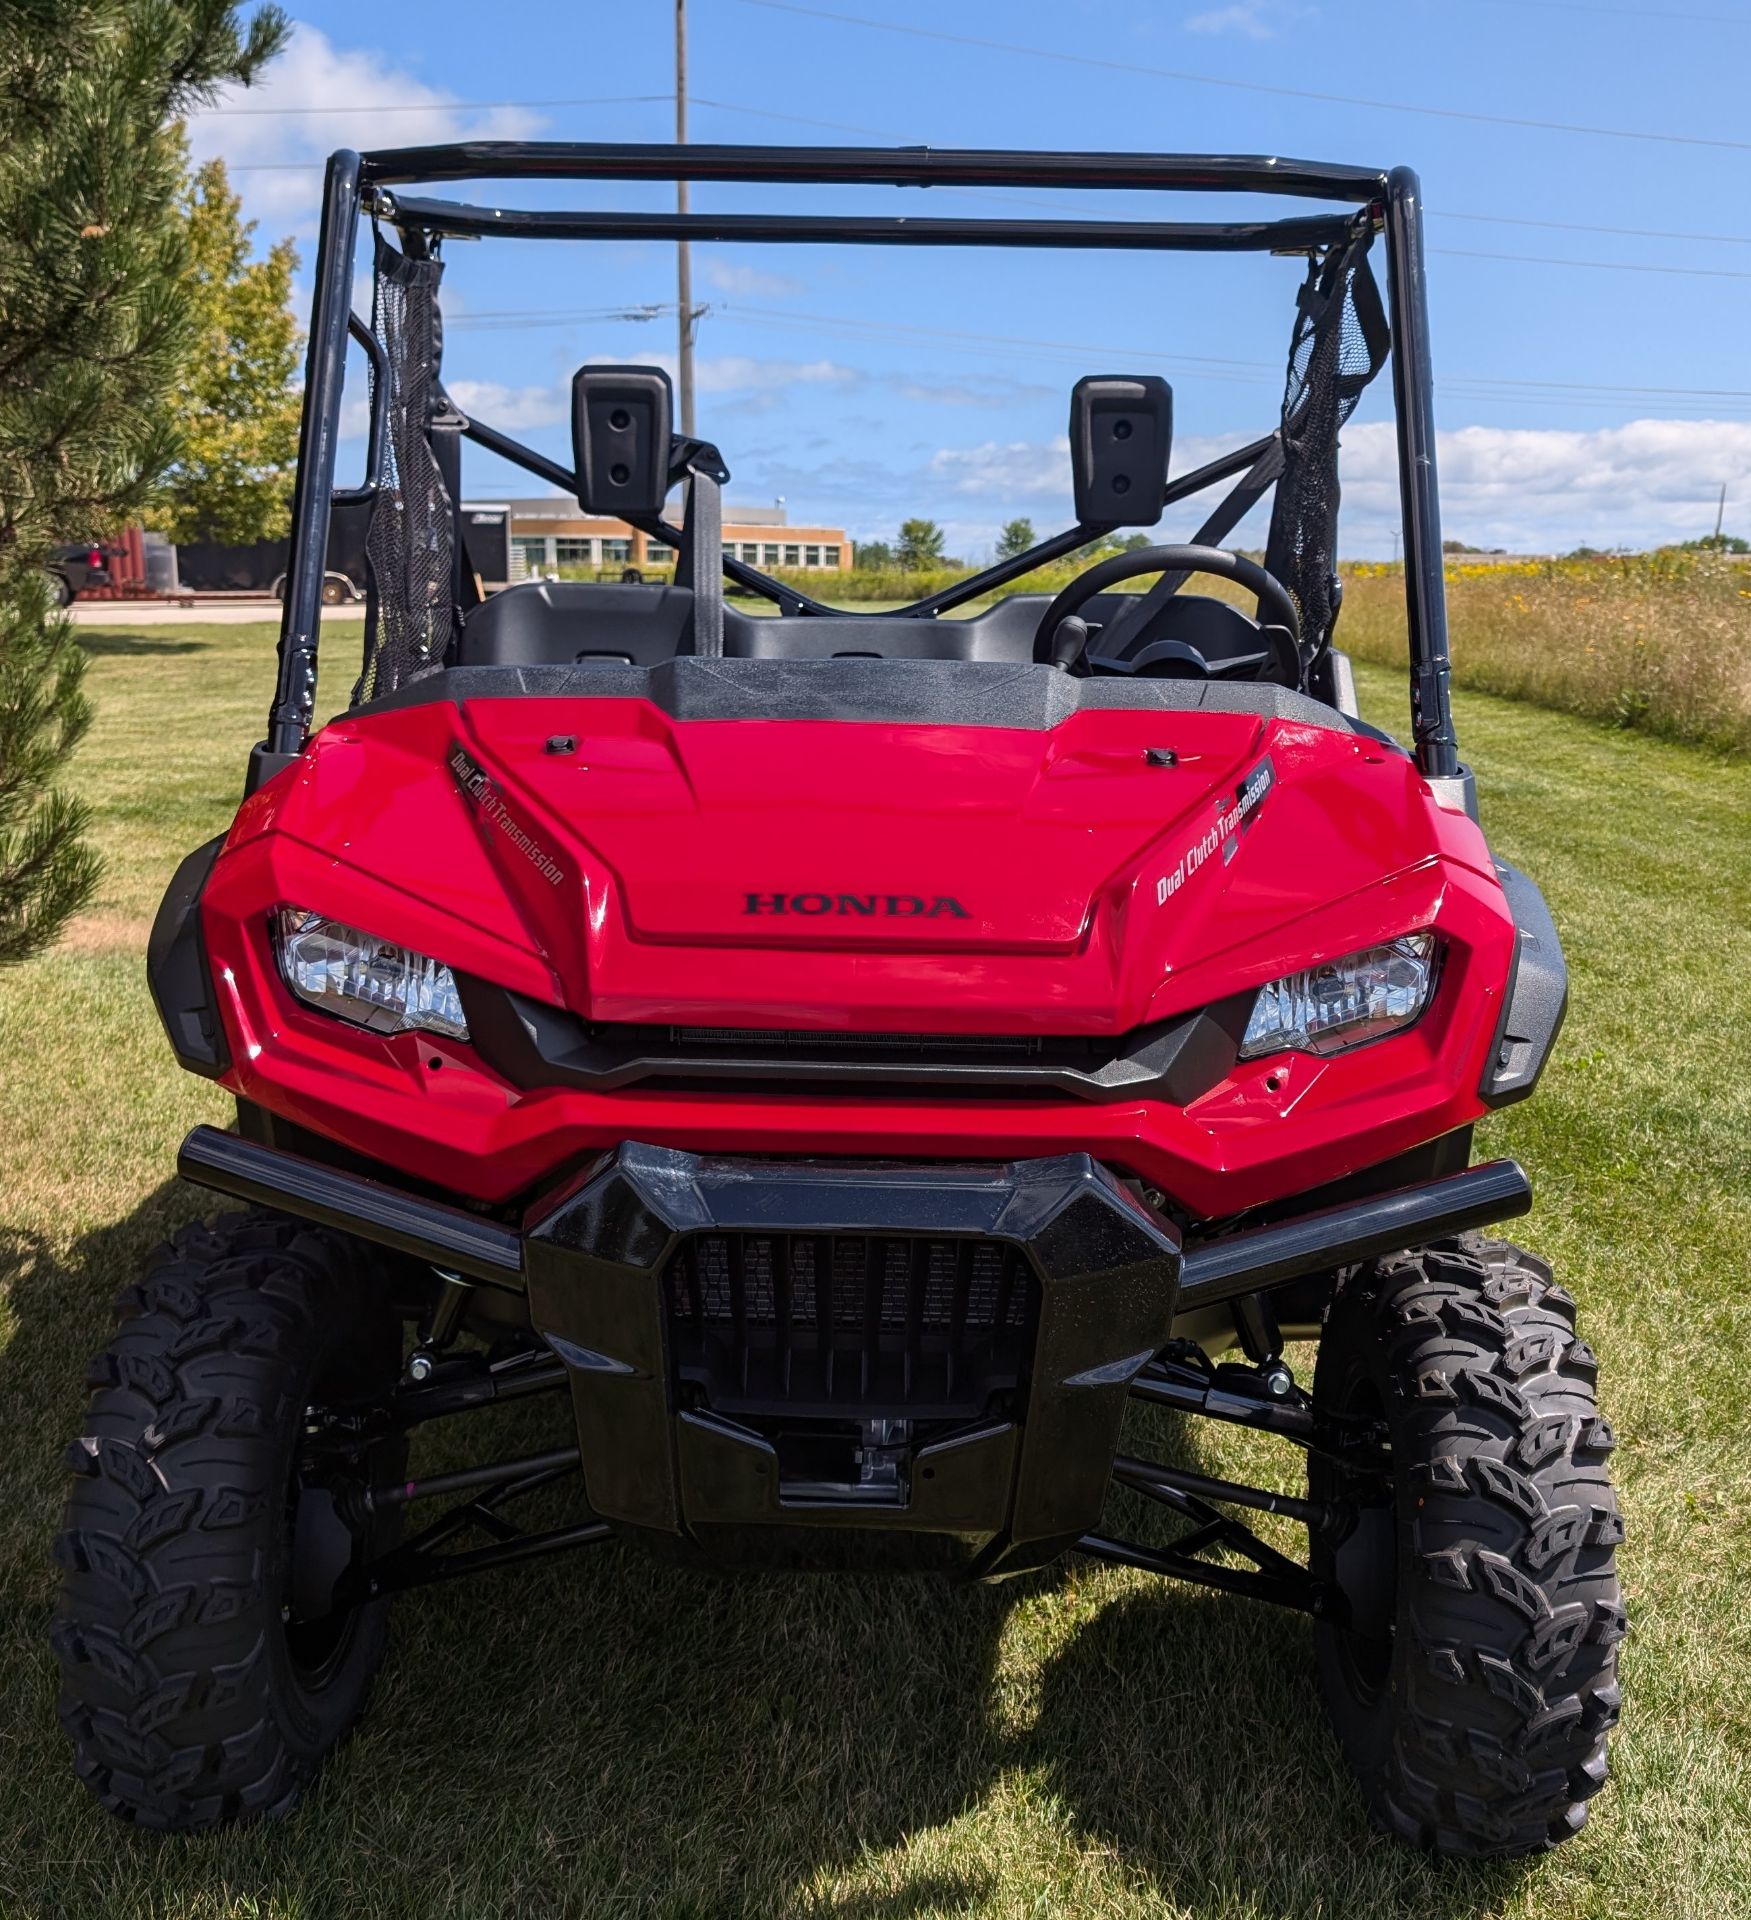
[1239,933,1438,1061]
[273,908,469,1040]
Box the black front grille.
[668,1026,1044,1058]
[664,1233,1035,1419]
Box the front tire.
[1311,1236,1624,1857]
[54,1211,405,1830]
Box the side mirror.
[1069,375,1173,526]
[572,365,673,515]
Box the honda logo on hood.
[744,892,971,919]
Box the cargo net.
[353,234,454,704]
[1264,233,1389,662]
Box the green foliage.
[152,152,301,546]
[995,517,1035,560]
[895,518,945,569]
[1675,532,1750,554]
[0,0,287,963]
[852,538,893,569]
[0,571,98,963]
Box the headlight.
[274,908,468,1040]
[1240,933,1438,1061]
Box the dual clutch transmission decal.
[449,745,565,888]
[1155,755,1275,907]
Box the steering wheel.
[1031,543,1301,682]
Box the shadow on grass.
[75,633,210,656]
[2,1184,1528,1919]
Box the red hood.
[232,693,1492,1034]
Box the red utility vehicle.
[57,143,1622,1853]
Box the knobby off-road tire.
[54,1210,405,1830]
[1310,1235,1624,1857]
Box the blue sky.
[188,0,1751,558]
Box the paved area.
[70,600,364,625]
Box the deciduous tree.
[995,517,1034,560]
[896,519,945,570]
[155,152,301,547]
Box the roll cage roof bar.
[270,143,1457,783]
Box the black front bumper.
[523,1144,1181,1577]
[176,1126,1532,1579]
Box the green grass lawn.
[2,623,1748,1920]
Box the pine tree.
[0,0,287,964]
[153,150,301,546]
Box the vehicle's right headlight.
[273,908,469,1040]
[1239,933,1438,1060]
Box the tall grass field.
[1339,552,1751,754]
[0,613,1747,1919]
[756,549,1751,753]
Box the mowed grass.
[1,621,1749,1920]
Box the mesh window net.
[1264,233,1390,663]
[353,234,455,704]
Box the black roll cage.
[268,143,1458,782]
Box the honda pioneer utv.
[58,143,1623,1851]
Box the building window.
[803,545,821,567]
[554,538,594,567]
[739,542,761,563]
[645,541,675,565]
[822,545,842,568]
[761,544,781,568]
[512,536,550,579]
[601,538,632,565]
[782,544,801,567]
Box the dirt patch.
[58,913,153,954]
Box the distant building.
[504,497,849,580]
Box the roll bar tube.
[1383,167,1458,779]
[267,149,362,762]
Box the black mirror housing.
[1069,375,1173,525]
[572,366,673,515]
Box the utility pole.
[1714,481,1727,544]
[675,0,696,437]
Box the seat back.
[455,581,695,667]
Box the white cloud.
[925,421,1751,555]
[698,356,863,395]
[1186,4,1284,40]
[445,380,570,431]
[703,259,805,300]
[185,24,543,226]
[1338,419,1751,553]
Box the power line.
[1431,245,1751,280]
[692,93,894,138]
[446,296,1751,406]
[1431,208,1751,247]
[211,88,1751,253]
[729,0,1751,153]
[209,92,1751,269]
